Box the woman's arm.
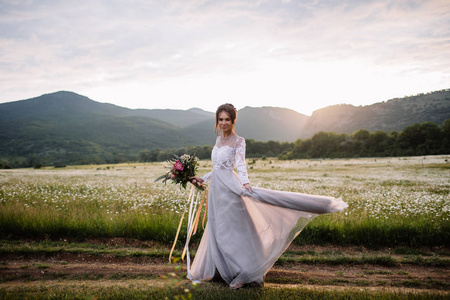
[190,169,213,186]
[235,137,252,193]
[201,170,213,183]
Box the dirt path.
[1,247,449,295]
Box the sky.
[0,0,449,116]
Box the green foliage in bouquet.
[155,154,204,190]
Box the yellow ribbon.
[202,194,208,229]
[192,187,208,235]
[169,185,195,262]
[181,187,208,260]
[169,186,208,263]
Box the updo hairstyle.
[215,103,238,135]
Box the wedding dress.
[189,135,348,288]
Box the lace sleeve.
[201,170,213,184]
[235,137,249,185]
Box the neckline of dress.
[219,134,236,140]
[214,145,233,149]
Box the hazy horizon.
[5,88,449,117]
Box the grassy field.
[1,155,449,247]
[0,238,448,299]
[0,155,449,299]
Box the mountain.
[131,107,213,128]
[305,90,450,134]
[0,91,214,128]
[0,89,449,166]
[236,106,309,141]
[0,91,216,165]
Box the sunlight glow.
[84,59,447,115]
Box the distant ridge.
[306,90,450,134]
[236,106,309,140]
[0,89,449,166]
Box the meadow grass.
[0,156,449,248]
[0,283,447,300]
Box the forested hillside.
[236,107,309,140]
[0,91,215,167]
[306,90,450,134]
[137,120,450,163]
[0,89,449,168]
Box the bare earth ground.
[1,239,449,296]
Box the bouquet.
[156,154,208,264]
[155,154,204,190]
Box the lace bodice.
[201,135,249,185]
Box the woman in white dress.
[189,103,348,289]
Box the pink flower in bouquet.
[173,160,184,171]
[155,154,203,190]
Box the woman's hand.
[243,183,253,193]
[190,176,204,185]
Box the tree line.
[1,120,448,169]
[279,120,450,160]
[137,120,450,162]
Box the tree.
[397,123,423,152]
[352,129,370,142]
[366,131,389,155]
[310,132,343,158]
[442,119,450,136]
[397,122,443,155]
[442,119,450,153]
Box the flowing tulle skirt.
[189,168,348,287]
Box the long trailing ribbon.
[184,186,200,280]
[182,187,209,260]
[202,195,208,229]
[168,186,208,274]
[191,187,208,235]
[168,185,195,263]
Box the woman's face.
[218,111,233,134]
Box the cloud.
[0,0,449,114]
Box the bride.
[189,103,348,289]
